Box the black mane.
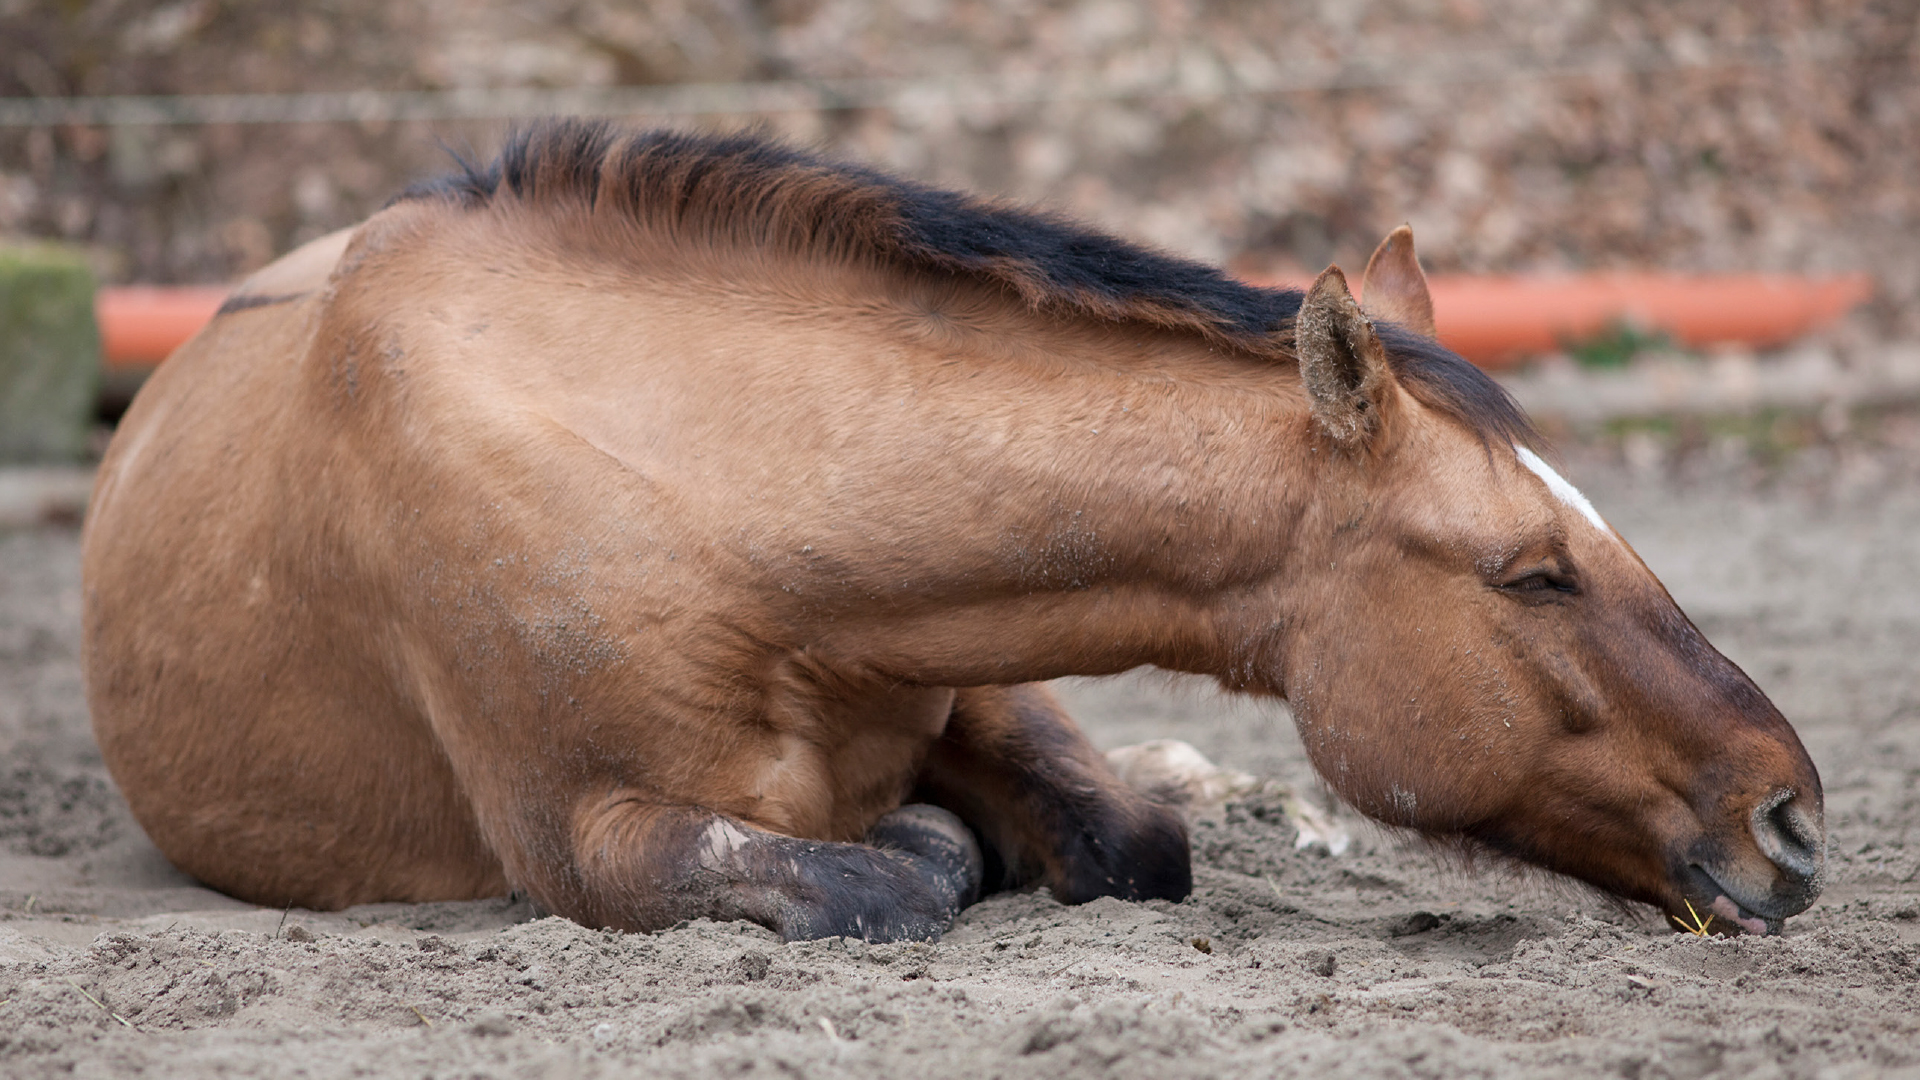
[399,119,1536,449]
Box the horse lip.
[1687,862,1814,924]
[1669,867,1773,935]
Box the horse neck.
[715,274,1323,688]
[440,218,1325,688]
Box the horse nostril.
[1751,790,1823,881]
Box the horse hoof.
[866,804,985,912]
[1052,796,1193,905]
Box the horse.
[81,120,1824,942]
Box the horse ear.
[1297,265,1395,447]
[1359,225,1437,338]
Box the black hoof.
[766,806,985,944]
[1052,800,1191,905]
[867,803,985,913]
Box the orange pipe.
[1258,272,1873,369]
[96,286,230,369]
[1421,273,1874,368]
[96,274,1871,372]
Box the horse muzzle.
[1672,789,1825,935]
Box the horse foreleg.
[560,796,983,942]
[914,684,1191,904]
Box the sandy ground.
[3,438,1919,1079]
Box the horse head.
[1274,229,1823,934]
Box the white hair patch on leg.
[1516,447,1612,535]
[699,818,752,871]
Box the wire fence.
[0,36,1883,128]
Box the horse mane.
[397,119,1537,449]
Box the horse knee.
[1051,798,1191,905]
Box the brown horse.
[82,121,1823,941]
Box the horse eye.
[1499,569,1578,596]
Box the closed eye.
[1498,569,1579,597]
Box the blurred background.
[0,1,1911,302]
[0,0,1916,470]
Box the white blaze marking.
[1515,447,1612,535]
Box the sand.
[3,445,1918,1079]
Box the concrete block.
[0,245,101,462]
